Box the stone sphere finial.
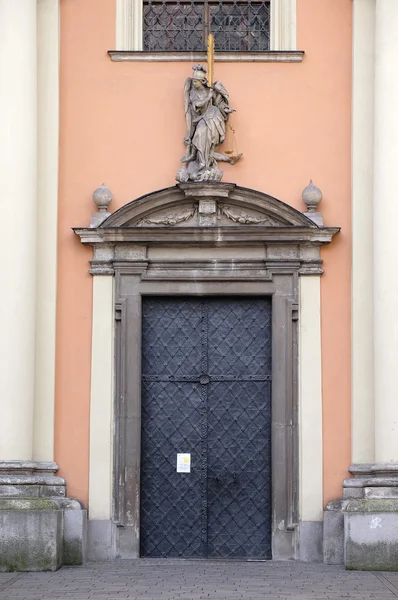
[302,180,322,212]
[93,184,112,213]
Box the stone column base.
[324,463,398,570]
[0,499,63,572]
[0,462,87,571]
[345,499,398,570]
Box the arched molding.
[75,182,339,276]
[103,183,314,228]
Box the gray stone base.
[345,499,398,571]
[323,500,351,565]
[63,504,87,565]
[323,512,344,565]
[0,500,63,572]
[298,521,323,562]
[117,524,140,559]
[87,520,115,560]
[0,461,87,571]
[324,464,398,571]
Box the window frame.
[142,0,271,53]
[115,0,296,52]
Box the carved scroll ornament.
[137,205,197,226]
[219,204,281,226]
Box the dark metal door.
[140,297,272,559]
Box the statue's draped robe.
[190,89,227,169]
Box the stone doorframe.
[75,182,339,561]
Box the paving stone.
[0,561,397,600]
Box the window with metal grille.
[143,0,270,52]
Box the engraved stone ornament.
[93,183,112,212]
[302,179,323,226]
[176,64,242,183]
[302,179,322,212]
[90,184,113,227]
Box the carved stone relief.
[135,201,283,228]
[102,182,323,230]
[137,205,197,226]
[218,204,281,226]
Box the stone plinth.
[323,499,350,565]
[0,461,66,499]
[345,499,398,571]
[62,499,87,566]
[324,464,398,570]
[0,461,86,570]
[0,499,63,572]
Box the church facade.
[0,0,396,571]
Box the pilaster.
[0,0,37,460]
[351,0,376,464]
[298,276,323,562]
[324,0,398,571]
[373,0,398,463]
[116,0,143,50]
[34,0,60,462]
[271,0,297,51]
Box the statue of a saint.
[176,64,242,183]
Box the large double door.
[140,296,272,558]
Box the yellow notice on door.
[176,453,191,473]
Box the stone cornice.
[74,183,340,276]
[74,225,339,246]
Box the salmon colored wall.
[56,0,352,506]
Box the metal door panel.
[207,299,272,377]
[207,380,271,558]
[141,298,203,378]
[140,298,205,558]
[140,381,204,558]
[140,297,272,558]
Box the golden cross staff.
[206,33,241,161]
[207,33,215,87]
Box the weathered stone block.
[39,485,66,498]
[63,509,87,565]
[343,488,364,499]
[88,520,114,560]
[0,485,40,498]
[364,487,398,499]
[345,499,398,571]
[299,521,323,562]
[323,510,344,565]
[0,499,63,572]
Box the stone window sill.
[108,50,304,63]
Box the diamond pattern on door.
[140,297,272,558]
